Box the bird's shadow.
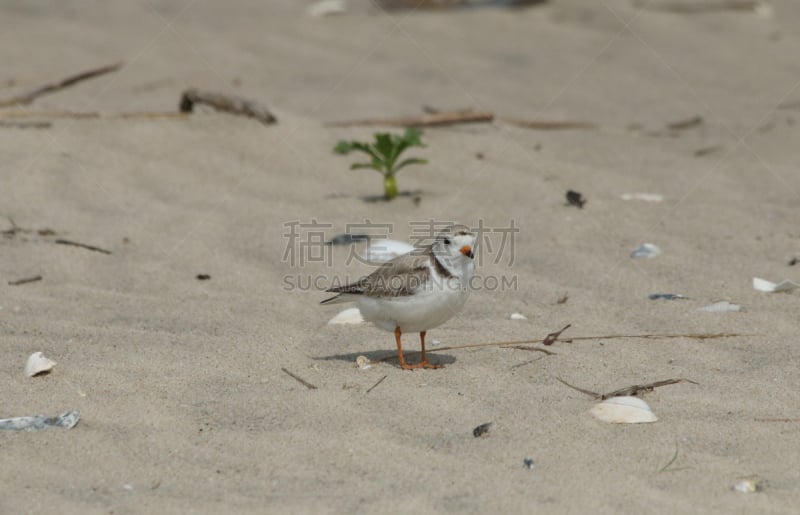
[314,349,456,368]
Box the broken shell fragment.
[697,301,741,313]
[732,475,765,493]
[355,355,372,370]
[0,411,80,431]
[630,243,662,259]
[510,312,527,320]
[328,307,364,325]
[753,277,799,293]
[24,352,56,377]
[621,193,664,202]
[590,396,658,424]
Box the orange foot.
[399,361,443,370]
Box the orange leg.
[394,326,412,370]
[394,328,443,370]
[417,331,443,369]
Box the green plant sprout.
[334,127,428,200]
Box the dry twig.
[325,109,493,128]
[0,62,123,107]
[8,275,43,286]
[557,377,699,400]
[542,324,572,346]
[54,239,112,255]
[179,88,276,125]
[499,117,597,130]
[366,375,388,394]
[281,367,318,390]
[667,115,703,131]
[633,0,763,13]
[0,110,188,120]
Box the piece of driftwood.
[0,62,123,107]
[179,88,276,125]
[325,110,494,128]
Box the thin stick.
[0,62,123,107]
[542,324,571,346]
[499,117,597,130]
[366,375,388,394]
[509,346,556,355]
[325,110,494,128]
[179,88,276,125]
[54,239,112,255]
[556,377,602,399]
[667,115,703,131]
[557,377,698,400]
[433,332,747,353]
[0,120,51,129]
[281,367,318,390]
[633,0,762,13]
[0,110,188,120]
[8,275,43,286]
[600,378,699,399]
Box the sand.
[2,0,799,513]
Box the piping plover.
[322,225,475,369]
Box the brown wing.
[325,247,433,298]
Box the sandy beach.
[2,0,799,513]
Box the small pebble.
[566,190,586,208]
[196,274,211,280]
[473,422,492,438]
[523,458,536,469]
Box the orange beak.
[460,245,474,259]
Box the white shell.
[630,243,662,259]
[620,193,664,202]
[590,396,658,424]
[355,355,372,370]
[328,307,364,325]
[24,352,56,377]
[510,313,528,320]
[305,0,347,17]
[360,240,415,263]
[753,277,799,293]
[697,301,741,313]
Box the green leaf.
[373,133,394,160]
[402,127,425,147]
[334,140,381,161]
[334,140,353,154]
[350,162,382,172]
[394,157,428,173]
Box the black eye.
[443,237,451,245]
